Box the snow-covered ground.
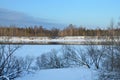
[0,36,118,44]
[16,67,98,80]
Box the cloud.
[0,8,65,29]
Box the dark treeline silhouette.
[0,24,120,37]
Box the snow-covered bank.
[16,67,98,80]
[0,36,119,45]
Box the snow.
[0,36,118,44]
[15,45,62,57]
[16,67,98,80]
[15,45,102,57]
[0,76,9,80]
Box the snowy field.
[16,67,98,80]
[14,45,99,80]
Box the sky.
[0,0,120,28]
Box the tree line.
[0,24,120,37]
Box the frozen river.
[15,45,90,57]
[15,45,62,57]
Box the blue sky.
[0,0,120,28]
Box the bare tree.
[22,56,34,73]
[98,19,120,80]
[36,49,62,69]
[86,45,105,69]
[61,45,91,68]
[0,45,22,80]
[106,19,116,71]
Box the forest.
[0,24,120,37]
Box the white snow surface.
[16,67,98,80]
[15,45,62,57]
[0,36,117,44]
